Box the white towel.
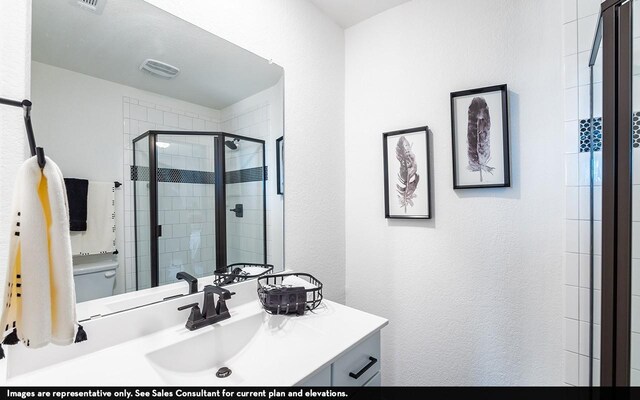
[240,266,269,276]
[70,181,115,256]
[0,156,77,348]
[281,275,317,290]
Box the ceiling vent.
[139,59,181,79]
[73,0,106,14]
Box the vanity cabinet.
[298,331,381,387]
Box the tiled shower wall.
[123,97,220,291]
[562,0,603,387]
[220,81,284,271]
[564,0,640,385]
[221,104,270,266]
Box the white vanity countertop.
[5,298,388,386]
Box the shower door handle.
[156,225,162,237]
[229,204,243,218]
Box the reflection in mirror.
[31,0,284,319]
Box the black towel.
[64,178,88,231]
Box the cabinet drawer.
[364,371,381,386]
[297,364,331,386]
[332,332,381,386]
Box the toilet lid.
[73,259,119,276]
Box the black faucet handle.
[177,302,199,311]
[178,303,203,328]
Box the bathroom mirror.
[30,0,284,319]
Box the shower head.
[225,138,240,150]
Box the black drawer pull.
[349,356,378,379]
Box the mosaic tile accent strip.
[131,166,266,184]
[634,111,640,148]
[580,112,640,152]
[226,166,268,184]
[579,117,602,152]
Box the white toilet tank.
[73,259,118,302]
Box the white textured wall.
[146,0,346,302]
[0,1,30,280]
[345,0,564,385]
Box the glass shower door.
[224,136,267,267]
[133,135,152,290]
[155,133,218,285]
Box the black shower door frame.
[132,130,268,288]
[594,0,633,386]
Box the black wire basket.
[257,273,323,315]
[213,263,274,286]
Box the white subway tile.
[565,87,579,121]
[192,118,205,131]
[577,85,591,120]
[577,0,600,19]
[633,186,640,222]
[565,220,580,253]
[130,104,147,121]
[633,259,640,296]
[632,333,640,370]
[579,320,599,358]
[579,287,591,322]
[565,252,580,286]
[164,112,179,127]
[138,100,155,109]
[565,121,579,154]
[563,0,577,23]
[578,355,590,386]
[564,21,578,56]
[566,186,579,220]
[564,320,579,359]
[566,153,580,186]
[566,285,579,320]
[179,115,193,130]
[138,121,155,135]
[148,109,163,124]
[565,54,578,88]
[578,152,591,186]
[577,15,598,53]
[632,295,640,333]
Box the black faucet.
[177,285,235,331]
[176,272,198,295]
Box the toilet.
[73,259,118,302]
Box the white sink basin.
[145,312,263,384]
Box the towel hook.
[0,97,46,169]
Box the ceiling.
[309,0,411,28]
[32,0,283,110]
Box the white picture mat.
[386,131,430,217]
[453,91,505,186]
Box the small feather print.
[467,97,495,182]
[396,136,420,212]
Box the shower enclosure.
[132,131,267,289]
[588,0,640,386]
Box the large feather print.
[467,97,494,182]
[396,136,420,212]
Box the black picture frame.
[450,84,510,189]
[276,136,284,195]
[383,126,431,219]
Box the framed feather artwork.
[383,126,431,219]
[450,84,511,189]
